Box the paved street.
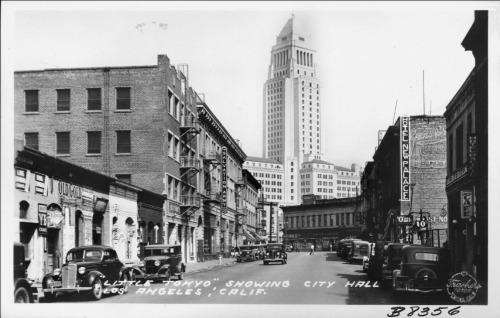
[43,252,458,305]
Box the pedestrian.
[329,243,333,252]
[310,244,315,255]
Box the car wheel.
[121,272,129,294]
[90,278,103,301]
[284,259,287,264]
[14,287,31,303]
[164,269,171,282]
[263,261,268,265]
[178,272,183,280]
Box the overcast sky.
[4,1,495,168]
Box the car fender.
[84,270,105,287]
[118,266,130,280]
[129,265,145,276]
[42,273,58,289]
[14,278,34,303]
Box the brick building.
[15,54,246,263]
[444,11,488,285]
[366,116,448,246]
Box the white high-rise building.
[263,15,321,205]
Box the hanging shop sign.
[460,190,473,219]
[38,204,48,235]
[221,147,228,214]
[468,134,477,178]
[396,215,413,225]
[47,207,64,228]
[400,116,411,201]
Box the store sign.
[446,164,468,186]
[468,134,477,177]
[59,181,82,199]
[460,190,473,219]
[38,204,48,236]
[397,215,413,224]
[221,147,227,214]
[400,116,411,201]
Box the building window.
[56,132,70,155]
[116,130,131,154]
[57,89,71,111]
[24,132,39,150]
[116,87,131,110]
[87,131,102,154]
[87,88,102,110]
[25,90,39,112]
[456,124,464,167]
[448,133,454,173]
[116,174,131,183]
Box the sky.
[3,1,495,169]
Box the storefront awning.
[248,229,267,241]
[243,229,256,242]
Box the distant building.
[282,197,363,251]
[299,158,361,200]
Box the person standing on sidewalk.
[310,244,315,255]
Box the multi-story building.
[299,158,361,200]
[262,15,321,205]
[367,116,448,246]
[14,54,245,263]
[444,11,487,284]
[282,197,363,251]
[243,156,284,242]
[241,169,266,243]
[196,101,246,256]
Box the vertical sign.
[221,147,227,214]
[461,190,473,219]
[38,203,48,236]
[400,116,411,201]
[468,134,477,177]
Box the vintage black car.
[236,245,257,262]
[42,245,130,301]
[393,246,450,294]
[337,239,360,260]
[263,243,287,265]
[348,240,371,264]
[131,244,186,282]
[381,243,408,287]
[14,242,35,303]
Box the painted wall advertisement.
[400,116,410,201]
[221,146,227,214]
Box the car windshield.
[67,249,102,262]
[145,247,178,256]
[240,246,253,251]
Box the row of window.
[25,131,131,155]
[285,212,356,228]
[24,88,131,113]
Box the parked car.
[348,240,371,264]
[236,245,257,262]
[337,239,360,260]
[382,243,409,287]
[14,242,35,303]
[130,244,185,282]
[263,243,287,265]
[256,244,267,260]
[393,245,450,294]
[42,245,130,301]
[230,247,240,258]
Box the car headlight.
[139,261,145,267]
[266,252,269,256]
[78,267,86,275]
[154,260,161,266]
[53,268,61,276]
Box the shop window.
[25,90,39,112]
[56,89,71,112]
[87,88,102,111]
[116,130,131,154]
[116,87,131,110]
[92,213,103,245]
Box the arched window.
[19,201,29,219]
[92,213,104,245]
[125,217,134,258]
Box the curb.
[185,261,238,276]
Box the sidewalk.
[185,257,237,275]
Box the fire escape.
[179,114,201,218]
[235,178,247,231]
[201,149,222,212]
